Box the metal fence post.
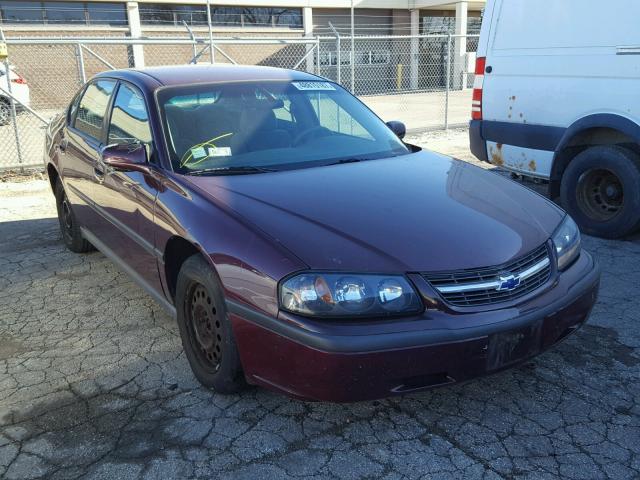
[445,33,451,130]
[350,2,355,94]
[328,23,341,85]
[3,57,23,170]
[206,0,215,63]
[183,21,197,63]
[315,36,320,75]
[76,43,86,85]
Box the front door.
[91,81,161,289]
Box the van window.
[73,80,116,141]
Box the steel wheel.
[576,168,623,222]
[187,283,223,371]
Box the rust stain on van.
[528,160,537,172]
[489,143,504,166]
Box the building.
[0,1,485,108]
[0,1,485,43]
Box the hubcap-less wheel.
[188,283,222,371]
[576,168,624,222]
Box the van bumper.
[469,120,488,162]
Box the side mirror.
[101,143,150,174]
[386,121,406,140]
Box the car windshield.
[157,80,410,175]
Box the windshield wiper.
[326,157,370,166]
[187,166,277,176]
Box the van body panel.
[486,141,554,178]
[472,0,640,180]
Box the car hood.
[185,151,564,272]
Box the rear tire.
[175,254,246,394]
[560,145,640,239]
[54,179,94,253]
[0,98,10,126]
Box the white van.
[470,0,640,238]
[0,64,30,126]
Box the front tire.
[175,254,246,394]
[54,179,94,253]
[560,145,640,239]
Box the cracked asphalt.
[1,138,640,479]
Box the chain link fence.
[0,34,477,171]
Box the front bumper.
[230,251,600,402]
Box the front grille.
[423,244,552,307]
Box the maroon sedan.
[44,65,599,402]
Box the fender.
[549,114,640,197]
[554,114,640,156]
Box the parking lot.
[1,131,640,479]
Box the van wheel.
[54,179,94,253]
[0,99,10,126]
[560,146,640,238]
[175,254,246,394]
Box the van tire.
[175,254,246,394]
[560,145,640,239]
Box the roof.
[98,64,322,88]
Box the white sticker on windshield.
[191,146,206,159]
[292,81,336,91]
[208,146,232,157]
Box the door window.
[107,83,152,146]
[73,80,116,141]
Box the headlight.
[552,215,581,271]
[279,273,423,318]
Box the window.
[140,3,217,26]
[212,7,302,28]
[422,15,482,35]
[0,1,42,23]
[108,83,152,146]
[74,80,115,141]
[86,3,127,26]
[44,1,84,24]
[141,3,189,26]
[0,1,126,26]
[319,51,390,67]
[140,4,302,28]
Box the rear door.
[61,79,116,231]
